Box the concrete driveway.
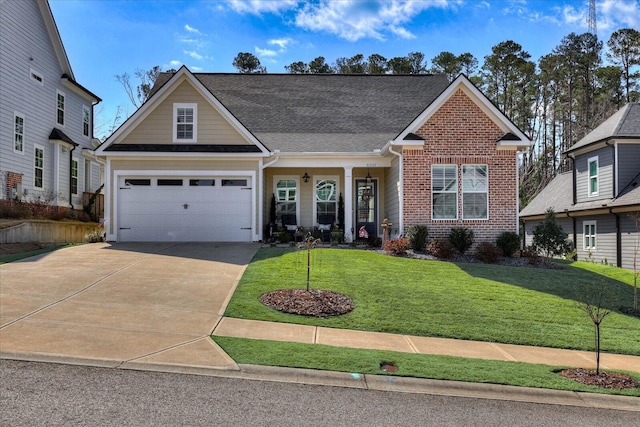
[0,242,259,371]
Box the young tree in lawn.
[577,281,612,375]
[532,208,570,260]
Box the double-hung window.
[583,221,596,250]
[34,145,44,189]
[432,165,457,219]
[462,165,488,219]
[587,156,598,196]
[315,178,338,225]
[14,113,24,153]
[82,106,90,137]
[71,159,78,195]
[275,178,298,218]
[173,103,197,142]
[56,91,65,126]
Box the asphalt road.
[1,360,637,426]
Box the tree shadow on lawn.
[455,260,637,320]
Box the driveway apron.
[0,242,259,370]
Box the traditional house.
[96,67,531,243]
[0,0,102,210]
[521,103,640,269]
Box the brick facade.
[5,171,23,200]
[403,88,519,247]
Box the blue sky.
[48,0,640,139]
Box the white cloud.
[268,37,293,51]
[562,5,584,26]
[599,0,639,31]
[167,60,183,69]
[293,0,451,42]
[184,24,204,35]
[255,47,278,57]
[191,66,204,72]
[184,50,204,60]
[226,0,299,15]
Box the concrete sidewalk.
[212,317,640,374]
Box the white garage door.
[117,176,252,242]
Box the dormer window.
[588,156,598,197]
[173,103,197,142]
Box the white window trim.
[56,90,66,127]
[34,144,44,189]
[82,105,91,137]
[30,68,43,85]
[462,164,489,220]
[273,175,300,224]
[583,220,597,250]
[431,164,458,220]
[172,103,197,143]
[71,159,79,195]
[587,156,598,197]
[313,175,340,226]
[14,112,25,154]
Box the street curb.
[2,352,638,412]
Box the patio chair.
[317,214,335,242]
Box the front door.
[355,179,377,239]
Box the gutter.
[567,152,577,205]
[388,143,403,235]
[606,141,616,197]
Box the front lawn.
[224,248,640,355]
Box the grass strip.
[0,245,69,264]
[212,336,640,397]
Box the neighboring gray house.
[0,0,102,209]
[521,103,640,269]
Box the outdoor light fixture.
[302,170,310,183]
[366,168,372,184]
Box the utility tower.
[587,0,597,35]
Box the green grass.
[224,248,640,355]
[0,245,69,264]
[212,336,640,396]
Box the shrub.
[383,238,409,256]
[475,242,503,264]
[532,208,570,259]
[368,236,382,248]
[449,227,474,254]
[427,239,455,259]
[406,225,429,251]
[84,228,104,243]
[496,231,521,257]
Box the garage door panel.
[118,176,252,242]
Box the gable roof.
[149,71,450,153]
[566,103,640,153]
[394,74,532,150]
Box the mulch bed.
[558,368,638,390]
[260,289,354,318]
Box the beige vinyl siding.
[123,80,249,146]
[621,214,639,270]
[384,155,400,235]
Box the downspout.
[565,210,577,260]
[388,144,403,236]
[259,151,280,239]
[568,153,577,205]
[610,208,622,268]
[69,144,76,209]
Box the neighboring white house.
[0,0,102,209]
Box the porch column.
[343,167,353,242]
